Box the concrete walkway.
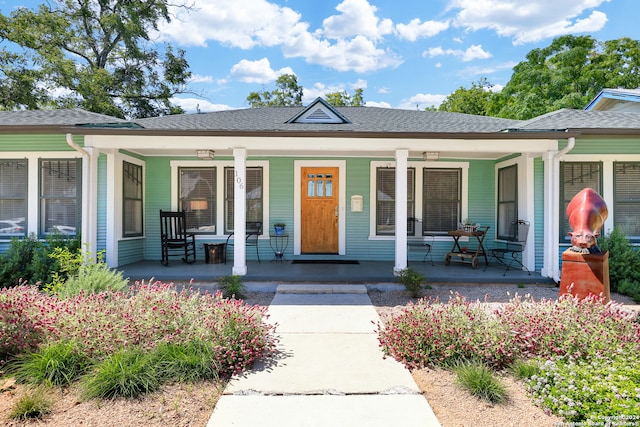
[207,284,441,427]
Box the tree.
[325,88,364,106]
[438,78,493,116]
[247,74,303,107]
[488,35,640,119]
[0,0,193,118]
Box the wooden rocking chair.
[160,210,197,265]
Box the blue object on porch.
[159,210,197,266]
[225,221,263,264]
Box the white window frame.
[170,160,270,239]
[369,160,469,241]
[114,153,145,242]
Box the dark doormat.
[291,260,359,265]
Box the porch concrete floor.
[117,258,554,286]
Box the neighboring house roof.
[584,88,640,112]
[514,109,640,134]
[0,108,127,132]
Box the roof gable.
[286,98,351,124]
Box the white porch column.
[104,150,117,267]
[83,147,99,259]
[542,150,559,280]
[394,149,409,275]
[232,148,247,276]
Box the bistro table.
[445,226,490,269]
[269,233,289,262]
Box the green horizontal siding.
[118,238,145,265]
[0,134,81,151]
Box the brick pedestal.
[559,249,610,302]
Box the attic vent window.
[286,97,351,124]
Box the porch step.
[276,284,367,294]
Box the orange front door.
[301,167,339,253]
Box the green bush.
[10,341,89,387]
[618,279,640,303]
[396,267,427,298]
[218,275,246,299]
[152,341,218,383]
[598,226,640,293]
[452,360,508,404]
[0,233,81,289]
[9,387,52,420]
[54,262,129,298]
[81,349,160,399]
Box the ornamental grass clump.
[452,360,508,404]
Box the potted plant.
[273,222,286,235]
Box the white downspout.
[66,133,95,260]
[549,136,576,281]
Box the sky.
[5,0,640,113]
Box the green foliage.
[10,341,89,387]
[9,387,52,420]
[81,349,160,399]
[453,361,508,404]
[0,0,191,118]
[528,354,640,421]
[325,88,365,106]
[54,261,129,298]
[396,267,427,298]
[152,341,218,383]
[598,226,640,293]
[438,78,493,116]
[218,275,246,299]
[488,35,640,119]
[0,233,81,289]
[247,74,303,107]
[618,280,640,303]
[511,359,540,381]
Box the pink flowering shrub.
[0,282,277,377]
[377,293,640,371]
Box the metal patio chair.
[225,221,263,264]
[488,220,531,276]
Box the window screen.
[614,162,640,240]
[560,162,601,241]
[0,160,27,237]
[179,167,216,234]
[423,168,461,233]
[40,159,81,235]
[497,165,518,240]
[123,161,143,237]
[375,168,415,235]
[224,167,263,233]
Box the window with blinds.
[497,165,518,240]
[0,160,27,237]
[123,161,143,237]
[224,167,263,233]
[40,159,81,235]
[614,162,640,240]
[560,162,602,242]
[423,168,461,233]
[375,168,415,235]
[179,167,216,234]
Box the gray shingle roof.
[133,106,522,133]
[515,109,640,131]
[0,108,126,126]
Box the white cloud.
[303,79,368,103]
[322,0,394,40]
[423,44,491,62]
[172,97,236,113]
[451,0,610,44]
[365,100,392,108]
[157,0,403,73]
[377,87,391,94]
[228,58,294,84]
[189,74,214,84]
[395,18,450,41]
[398,93,447,110]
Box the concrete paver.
[207,284,441,426]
